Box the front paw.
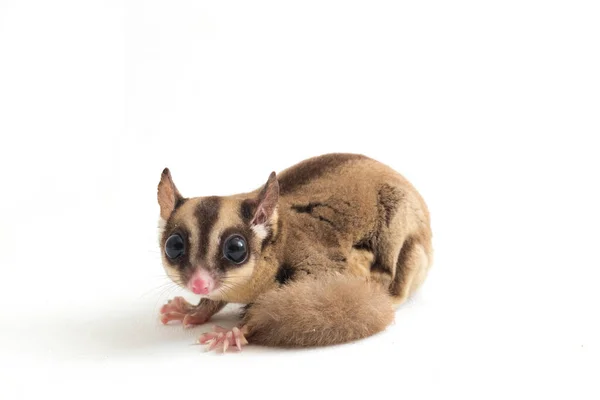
[197,325,249,352]
[160,297,210,328]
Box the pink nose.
[190,278,210,295]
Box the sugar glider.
[157,153,432,350]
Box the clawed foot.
[197,325,249,352]
[160,297,210,328]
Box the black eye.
[165,234,185,260]
[223,235,248,264]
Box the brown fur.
[243,274,394,347]
[157,153,433,347]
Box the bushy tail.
[243,274,395,347]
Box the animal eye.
[165,234,185,260]
[223,235,248,264]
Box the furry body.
[158,153,432,347]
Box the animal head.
[157,168,279,300]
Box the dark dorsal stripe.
[277,153,366,196]
[195,196,221,260]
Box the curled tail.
[243,274,395,347]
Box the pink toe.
[198,332,218,344]
[213,325,228,333]
[223,338,230,352]
[233,332,242,350]
[208,333,225,351]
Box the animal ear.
[157,168,183,220]
[251,172,279,226]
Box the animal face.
[157,169,278,300]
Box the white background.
[0,1,598,399]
